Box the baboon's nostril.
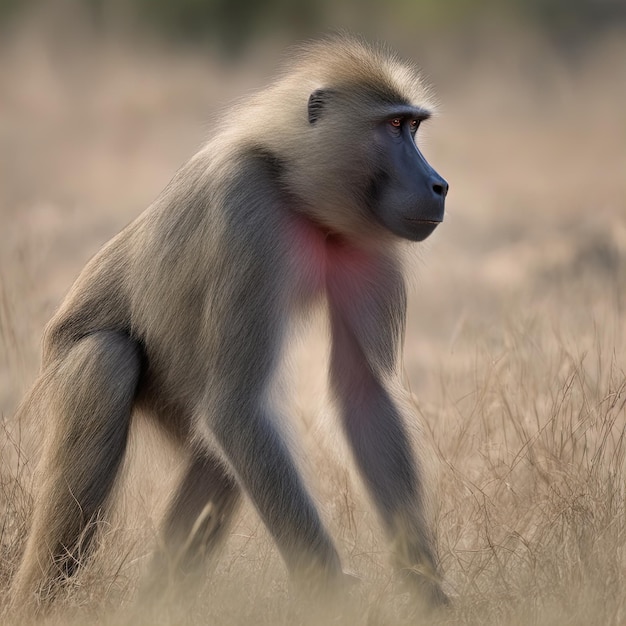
[432,180,449,198]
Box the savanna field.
[1,17,625,625]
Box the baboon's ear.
[308,88,333,124]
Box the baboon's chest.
[289,214,381,306]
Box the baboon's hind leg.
[11,330,141,606]
[150,452,241,583]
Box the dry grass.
[1,19,625,625]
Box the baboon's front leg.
[328,260,448,606]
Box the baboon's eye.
[390,118,402,128]
[409,119,420,132]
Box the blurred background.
[1,0,624,403]
[2,0,626,53]
[1,1,625,624]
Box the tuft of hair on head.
[281,33,438,113]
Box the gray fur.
[11,35,447,610]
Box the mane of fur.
[189,35,438,244]
[203,35,436,160]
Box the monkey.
[10,35,449,610]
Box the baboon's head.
[255,36,448,242]
[277,37,448,241]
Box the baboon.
[10,36,449,609]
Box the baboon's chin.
[403,219,441,242]
[385,218,441,242]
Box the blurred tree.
[125,0,326,54]
[1,0,624,52]
[0,0,24,22]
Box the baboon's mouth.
[404,218,442,225]
[403,218,441,242]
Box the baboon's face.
[367,106,448,242]
[307,89,448,242]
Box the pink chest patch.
[288,215,380,303]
